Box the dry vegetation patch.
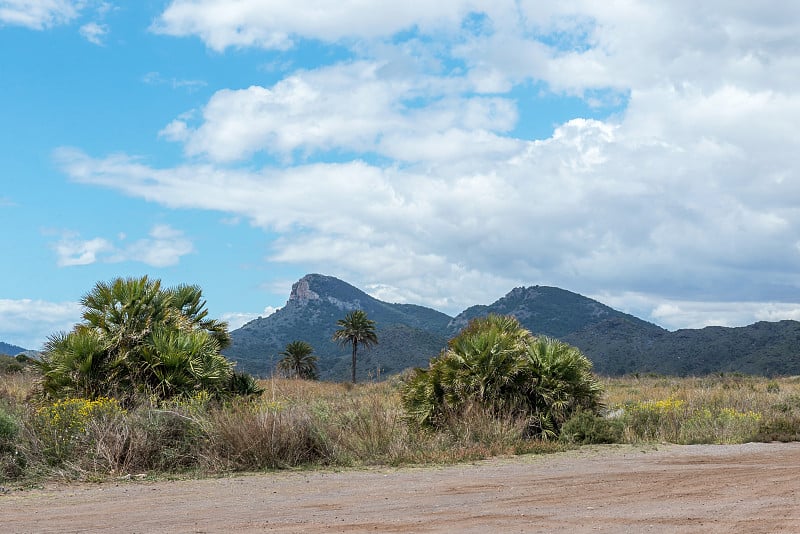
[3,372,800,484]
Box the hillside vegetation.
[3,370,800,483]
[224,274,800,379]
[4,274,800,484]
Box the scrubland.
[2,370,799,483]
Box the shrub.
[559,411,623,444]
[36,276,258,404]
[201,400,329,470]
[401,315,603,439]
[678,408,762,444]
[0,408,26,480]
[754,415,800,442]
[623,397,685,442]
[0,354,25,374]
[29,397,126,466]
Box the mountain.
[0,341,27,356]
[448,285,664,338]
[226,274,800,379]
[448,286,800,376]
[448,285,670,375]
[224,274,452,380]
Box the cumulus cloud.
[53,233,114,266]
[53,2,800,327]
[79,21,107,44]
[152,0,481,51]
[159,61,518,163]
[0,299,82,350]
[221,306,280,330]
[52,225,194,268]
[0,0,81,29]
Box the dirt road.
[3,442,800,533]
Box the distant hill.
[224,274,451,380]
[448,285,665,338]
[226,274,800,379]
[0,341,27,356]
[585,320,800,377]
[451,286,800,376]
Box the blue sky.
[2,1,800,350]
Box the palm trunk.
[352,340,358,384]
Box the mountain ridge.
[0,341,28,356]
[224,274,452,379]
[225,274,800,379]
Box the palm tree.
[38,276,245,403]
[401,314,602,438]
[277,341,319,380]
[332,310,378,384]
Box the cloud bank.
[54,1,800,328]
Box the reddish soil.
[3,442,800,533]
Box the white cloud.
[591,291,800,331]
[115,224,194,267]
[0,299,82,350]
[54,2,800,327]
[152,0,480,51]
[160,61,518,163]
[221,306,279,330]
[79,21,107,44]
[52,225,194,268]
[0,0,81,29]
[54,233,114,266]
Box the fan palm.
[332,310,378,384]
[401,314,603,438]
[276,341,319,380]
[37,276,245,403]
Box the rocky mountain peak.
[507,286,539,299]
[289,276,320,302]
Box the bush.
[678,408,761,444]
[0,354,25,374]
[0,408,25,480]
[623,397,685,442]
[754,415,800,442]
[559,411,623,444]
[36,276,258,404]
[29,397,126,466]
[401,315,603,439]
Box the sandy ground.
[3,442,800,533]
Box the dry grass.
[603,374,800,443]
[4,373,800,483]
[0,370,37,406]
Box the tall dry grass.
[4,372,800,483]
[603,374,800,443]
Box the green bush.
[0,408,25,480]
[678,408,761,444]
[559,411,623,444]
[36,276,259,404]
[754,415,800,442]
[401,315,603,439]
[0,354,24,374]
[0,409,16,443]
[623,397,685,442]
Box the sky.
[2,1,800,350]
